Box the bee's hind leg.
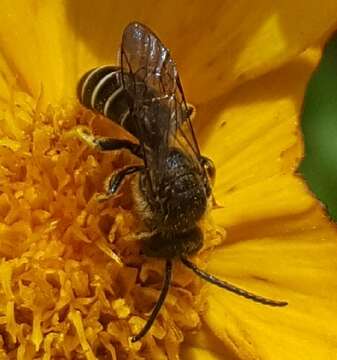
[69,126,143,159]
[97,165,144,202]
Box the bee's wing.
[121,22,177,99]
[173,75,201,158]
[120,22,201,192]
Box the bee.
[77,22,288,342]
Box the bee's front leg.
[97,165,144,202]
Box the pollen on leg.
[0,92,209,358]
[65,125,98,149]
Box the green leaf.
[300,34,337,220]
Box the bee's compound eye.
[200,156,216,183]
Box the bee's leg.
[95,138,143,159]
[70,126,143,159]
[131,259,172,342]
[97,165,144,202]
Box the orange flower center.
[0,92,225,358]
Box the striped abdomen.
[78,65,194,141]
[78,65,140,136]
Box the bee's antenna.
[131,259,172,342]
[180,256,288,307]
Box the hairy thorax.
[131,148,209,258]
[135,148,208,231]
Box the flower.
[0,1,337,359]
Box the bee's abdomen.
[78,65,131,128]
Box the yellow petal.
[0,1,77,105]
[202,211,337,359]
[197,48,320,205]
[182,327,238,360]
[180,1,337,103]
[0,2,336,105]
[182,347,225,360]
[212,174,317,229]
[0,52,16,105]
